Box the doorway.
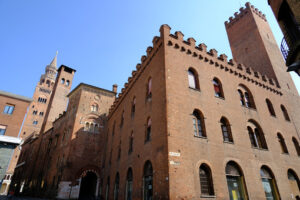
[79,171,98,200]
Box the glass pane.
[188,71,196,88]
[262,178,276,200]
[227,176,246,200]
[144,176,153,200]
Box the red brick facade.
[11,2,300,200]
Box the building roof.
[67,83,116,97]
[0,90,32,102]
[0,135,21,145]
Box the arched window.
[131,97,136,117]
[238,89,245,106]
[277,133,289,154]
[260,166,280,200]
[225,161,248,200]
[192,110,206,137]
[113,173,119,200]
[281,105,290,121]
[91,104,99,112]
[220,117,233,143]
[199,164,214,196]
[84,122,90,131]
[287,169,300,198]
[117,141,121,160]
[145,117,152,142]
[89,123,94,132]
[213,78,224,98]
[237,84,256,109]
[61,78,65,84]
[266,99,276,116]
[66,80,70,86]
[112,121,116,136]
[94,124,99,133]
[129,131,133,153]
[146,77,152,100]
[126,168,133,200]
[188,68,199,90]
[143,161,153,200]
[247,120,268,150]
[292,137,300,156]
[120,110,124,127]
[105,177,110,200]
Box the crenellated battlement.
[225,2,267,28]
[162,24,280,92]
[108,23,282,117]
[108,34,163,116]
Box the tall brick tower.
[40,65,76,133]
[20,53,58,138]
[225,2,298,94]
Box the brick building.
[11,2,300,200]
[0,90,32,194]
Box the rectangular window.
[3,105,15,115]
[0,125,7,135]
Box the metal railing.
[281,37,289,61]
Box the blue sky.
[0,0,299,97]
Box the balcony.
[281,37,289,61]
[280,27,300,75]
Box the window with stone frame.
[220,117,233,143]
[199,164,214,196]
[145,117,152,142]
[237,84,256,109]
[146,77,152,100]
[213,78,224,98]
[0,125,7,136]
[3,104,14,115]
[188,68,200,90]
[192,109,206,138]
[266,99,276,117]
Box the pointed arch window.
[247,120,268,150]
[66,80,70,86]
[237,85,255,109]
[146,78,152,100]
[213,78,224,98]
[105,177,110,200]
[126,168,133,200]
[91,104,99,112]
[292,137,300,156]
[281,105,290,121]
[277,133,289,154]
[188,68,199,90]
[120,110,124,127]
[199,164,214,196]
[287,169,300,198]
[61,78,65,84]
[145,117,152,142]
[238,89,245,106]
[113,173,120,200]
[131,97,136,117]
[192,110,206,137]
[143,161,153,200]
[220,117,233,143]
[225,161,248,200]
[129,131,133,154]
[260,166,280,200]
[266,99,276,116]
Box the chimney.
[112,84,118,93]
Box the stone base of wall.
[57,181,80,199]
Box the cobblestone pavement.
[0,196,48,200]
